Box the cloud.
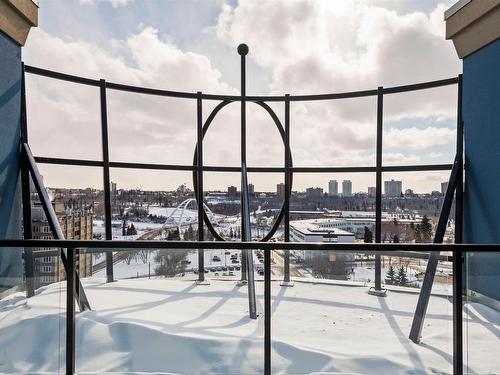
[214,0,459,185]
[79,0,132,8]
[23,27,238,190]
[384,126,455,150]
[216,1,459,100]
[22,1,460,193]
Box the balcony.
[0,45,499,375]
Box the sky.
[23,0,461,194]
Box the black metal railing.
[11,43,479,374]
[1,239,500,374]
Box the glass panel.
[204,172,241,241]
[26,75,102,160]
[0,247,65,374]
[382,171,454,245]
[289,172,377,238]
[107,92,196,165]
[290,97,376,167]
[272,250,453,374]
[76,247,263,374]
[247,102,284,168]
[464,251,500,373]
[383,85,457,167]
[203,102,240,168]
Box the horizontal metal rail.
[30,248,453,262]
[24,65,458,102]
[33,156,453,174]
[2,239,499,252]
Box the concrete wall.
[0,30,23,291]
[463,38,500,300]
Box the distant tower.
[228,186,237,196]
[384,179,402,197]
[342,180,352,197]
[328,180,338,196]
[277,183,285,198]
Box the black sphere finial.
[237,43,249,56]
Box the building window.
[39,275,53,283]
[41,265,52,273]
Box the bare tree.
[154,249,189,277]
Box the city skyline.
[47,178,450,196]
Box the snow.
[0,278,498,374]
[93,249,244,280]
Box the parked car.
[232,259,239,264]
[228,266,234,271]
[225,251,231,255]
[216,266,222,272]
[212,256,221,262]
[235,266,241,271]
[210,267,217,272]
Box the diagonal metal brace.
[22,143,91,311]
[409,153,460,343]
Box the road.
[92,228,162,273]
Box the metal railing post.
[453,74,464,375]
[196,92,206,283]
[374,87,383,291]
[283,94,292,285]
[239,43,249,285]
[264,247,271,374]
[66,247,76,375]
[99,79,114,283]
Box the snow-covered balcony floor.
[0,278,498,374]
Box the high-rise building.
[32,202,93,287]
[367,186,376,197]
[306,187,323,198]
[384,179,402,197]
[328,180,338,196]
[110,181,117,194]
[441,182,448,195]
[277,183,286,198]
[248,183,255,195]
[342,180,352,197]
[227,186,237,196]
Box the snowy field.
[0,278,498,374]
[93,249,246,280]
[93,249,452,294]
